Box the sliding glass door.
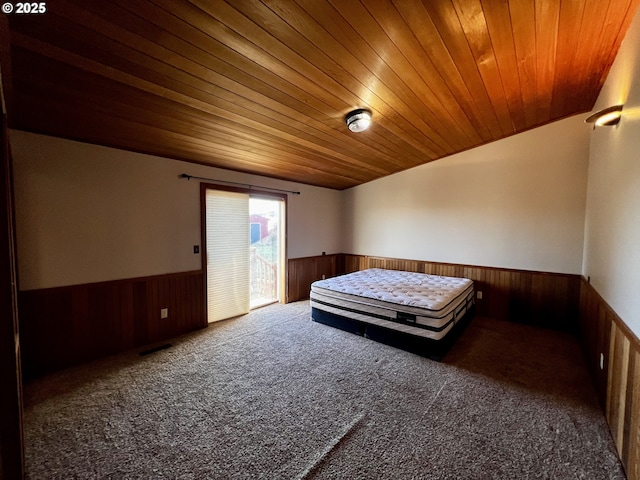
[205,189,250,323]
[204,186,286,323]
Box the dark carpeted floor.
[23,301,625,479]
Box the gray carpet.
[23,301,625,479]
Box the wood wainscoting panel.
[18,270,206,380]
[344,255,580,330]
[0,37,25,477]
[287,254,343,302]
[580,278,640,480]
[629,350,640,480]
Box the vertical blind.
[205,189,250,322]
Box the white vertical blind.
[205,189,250,322]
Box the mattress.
[310,268,474,341]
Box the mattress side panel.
[310,297,453,341]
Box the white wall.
[11,131,343,290]
[583,6,640,336]
[342,115,590,274]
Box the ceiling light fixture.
[585,105,623,127]
[345,109,372,132]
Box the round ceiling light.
[345,109,372,133]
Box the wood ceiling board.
[5,0,640,190]
[568,0,616,113]
[104,0,349,116]
[17,91,357,188]
[421,1,505,141]
[550,0,588,118]
[533,0,560,125]
[14,64,381,188]
[508,0,539,129]
[327,0,465,152]
[11,21,440,177]
[360,0,480,148]
[225,0,451,157]
[19,7,348,137]
[11,38,406,169]
[271,0,458,159]
[393,1,489,143]
[275,0,460,156]
[592,0,640,91]
[581,0,619,98]
[97,0,444,168]
[13,53,389,186]
[483,0,529,132]
[451,0,514,136]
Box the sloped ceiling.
[5,0,640,189]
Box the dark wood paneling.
[343,254,580,331]
[579,279,613,407]
[0,22,25,475]
[18,270,206,380]
[579,278,640,480]
[6,1,640,190]
[287,254,343,302]
[289,253,579,331]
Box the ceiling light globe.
[346,109,372,133]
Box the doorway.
[249,197,284,308]
[203,185,286,323]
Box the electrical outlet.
[322,274,326,280]
[161,308,168,319]
[476,291,483,300]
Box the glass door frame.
[200,183,288,321]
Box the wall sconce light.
[585,105,623,127]
[345,109,372,132]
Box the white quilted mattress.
[310,268,474,340]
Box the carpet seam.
[294,412,367,480]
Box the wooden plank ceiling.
[5,0,640,190]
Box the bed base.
[311,305,475,361]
